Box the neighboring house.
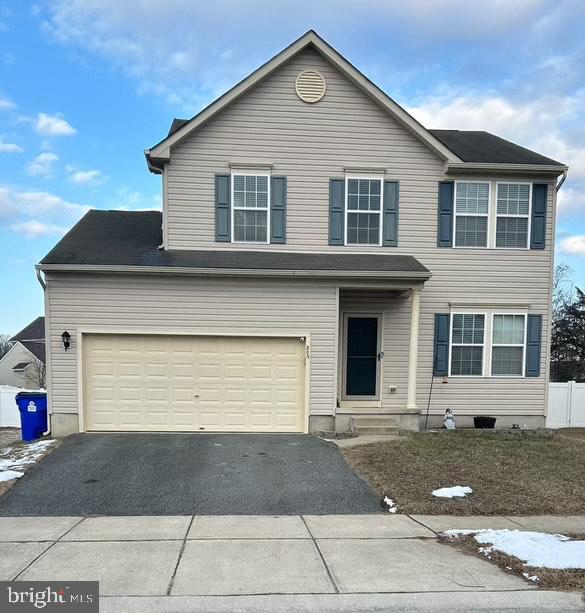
[0,317,46,388]
[38,31,567,437]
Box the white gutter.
[35,265,46,289]
[556,169,568,192]
[39,263,431,281]
[446,162,568,174]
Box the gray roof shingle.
[11,317,45,343]
[429,130,564,165]
[40,210,430,277]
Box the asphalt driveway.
[0,433,382,516]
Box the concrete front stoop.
[352,415,400,435]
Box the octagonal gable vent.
[295,70,326,103]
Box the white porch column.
[406,288,421,410]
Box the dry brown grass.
[556,428,585,441]
[342,430,585,515]
[441,533,585,591]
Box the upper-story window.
[454,182,489,247]
[232,173,270,243]
[495,183,531,248]
[453,181,534,249]
[345,177,383,245]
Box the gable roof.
[430,130,563,166]
[146,30,460,169]
[40,210,430,280]
[20,341,45,363]
[11,317,45,343]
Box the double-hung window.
[448,311,528,377]
[449,314,485,376]
[345,177,383,245]
[491,314,526,376]
[454,182,490,247]
[232,174,269,243]
[495,183,531,248]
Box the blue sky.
[0,0,584,335]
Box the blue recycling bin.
[15,392,48,442]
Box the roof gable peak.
[146,30,460,170]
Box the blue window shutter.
[329,179,344,245]
[530,184,547,249]
[434,314,450,375]
[215,175,230,242]
[270,176,287,244]
[437,181,454,247]
[382,181,399,246]
[525,314,542,377]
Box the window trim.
[230,171,271,245]
[447,309,529,378]
[494,181,532,250]
[344,175,384,247]
[453,180,491,249]
[489,312,527,377]
[448,312,486,377]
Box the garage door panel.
[83,334,305,432]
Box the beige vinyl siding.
[45,274,337,419]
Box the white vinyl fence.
[547,381,585,428]
[0,385,22,427]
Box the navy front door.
[345,316,379,397]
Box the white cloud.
[25,152,59,177]
[0,185,89,240]
[408,92,585,178]
[9,220,68,238]
[35,112,77,137]
[0,140,23,153]
[557,186,585,217]
[68,169,106,186]
[0,96,16,111]
[559,235,585,256]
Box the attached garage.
[81,334,307,433]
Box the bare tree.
[553,263,575,320]
[0,334,11,360]
[17,357,46,389]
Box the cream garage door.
[83,334,306,432]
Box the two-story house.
[38,31,567,437]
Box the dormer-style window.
[345,177,383,245]
[232,173,270,243]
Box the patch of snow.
[522,572,539,582]
[383,496,398,513]
[432,485,472,498]
[449,529,585,570]
[0,470,23,482]
[0,439,56,471]
[444,529,477,536]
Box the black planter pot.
[474,416,497,429]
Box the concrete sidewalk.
[0,515,583,612]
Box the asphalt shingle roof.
[40,210,430,277]
[11,317,45,343]
[429,130,564,165]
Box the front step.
[352,416,400,435]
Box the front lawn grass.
[342,430,585,515]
